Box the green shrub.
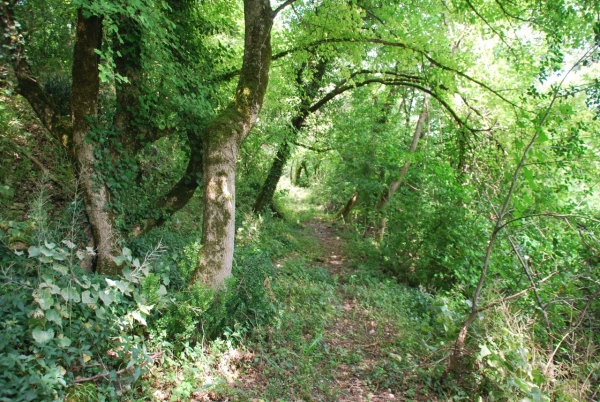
[0,237,162,401]
[151,246,277,346]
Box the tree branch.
[270,37,523,109]
[273,0,297,17]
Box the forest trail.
[303,217,399,401]
[230,215,411,401]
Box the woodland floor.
[216,214,436,401]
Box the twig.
[73,352,162,383]
[544,287,600,375]
[73,366,132,383]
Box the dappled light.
[1,0,600,400]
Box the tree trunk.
[253,140,291,213]
[129,132,203,236]
[189,132,238,288]
[375,97,429,240]
[189,0,273,288]
[253,60,331,212]
[70,10,119,275]
[339,191,358,220]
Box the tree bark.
[189,0,273,288]
[70,10,119,275]
[129,131,203,236]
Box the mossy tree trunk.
[253,60,328,213]
[189,0,273,288]
[1,4,119,274]
[70,10,119,275]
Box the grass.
[200,187,450,401]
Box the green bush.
[151,246,277,346]
[0,236,161,401]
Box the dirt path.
[304,218,399,401]
[221,216,407,401]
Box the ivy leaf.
[52,263,68,275]
[98,289,115,306]
[478,344,492,359]
[60,287,80,303]
[28,246,41,257]
[96,306,107,319]
[62,240,76,249]
[57,335,71,347]
[131,311,147,326]
[81,290,98,304]
[112,255,127,266]
[33,288,54,310]
[45,309,62,326]
[137,304,154,314]
[32,327,54,344]
[76,250,86,261]
[161,275,170,286]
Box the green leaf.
[60,287,80,303]
[137,304,154,314]
[62,239,76,249]
[76,250,86,260]
[81,290,98,304]
[522,168,535,189]
[34,288,54,310]
[112,256,125,266]
[28,247,41,257]
[161,275,170,286]
[0,185,14,198]
[52,263,68,275]
[45,309,62,326]
[57,335,72,347]
[478,344,492,359]
[96,306,107,319]
[131,310,147,325]
[98,289,115,306]
[32,327,54,344]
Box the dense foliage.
[1,0,600,400]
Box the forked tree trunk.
[70,10,119,275]
[189,0,273,288]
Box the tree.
[1,2,119,273]
[187,0,274,288]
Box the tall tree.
[189,0,274,288]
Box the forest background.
[1,0,600,400]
